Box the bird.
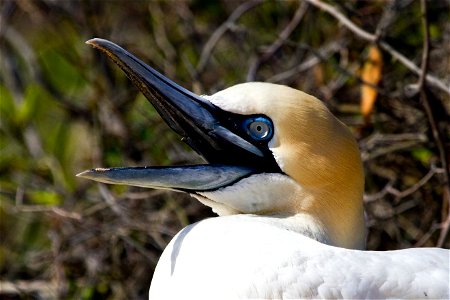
[78,38,450,299]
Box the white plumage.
[150,215,449,299]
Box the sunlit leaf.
[412,148,433,165]
[360,45,383,121]
[28,190,62,205]
[16,84,41,125]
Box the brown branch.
[362,132,428,150]
[415,0,450,247]
[417,0,430,91]
[437,202,450,247]
[272,40,392,97]
[246,1,308,81]
[304,0,450,95]
[414,223,439,247]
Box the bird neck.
[261,183,366,250]
[299,186,366,249]
[194,172,366,250]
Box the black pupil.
[256,125,262,132]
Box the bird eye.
[243,117,273,141]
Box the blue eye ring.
[243,117,273,141]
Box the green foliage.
[411,147,433,166]
[39,50,87,93]
[28,190,61,205]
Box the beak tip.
[85,38,97,46]
[85,38,110,50]
[76,168,108,179]
[76,170,91,179]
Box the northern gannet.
[78,39,449,299]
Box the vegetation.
[1,0,449,299]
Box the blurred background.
[1,0,449,299]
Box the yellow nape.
[206,82,366,249]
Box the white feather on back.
[150,215,449,299]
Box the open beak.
[77,38,280,192]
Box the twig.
[196,0,264,75]
[11,205,82,220]
[360,133,428,162]
[361,140,424,161]
[305,0,375,41]
[363,181,394,203]
[0,280,58,298]
[304,0,450,95]
[386,168,439,199]
[246,1,308,81]
[98,184,129,220]
[364,167,444,203]
[361,132,427,150]
[266,41,342,83]
[374,0,414,41]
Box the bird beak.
[77,38,279,192]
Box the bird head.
[78,39,365,249]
